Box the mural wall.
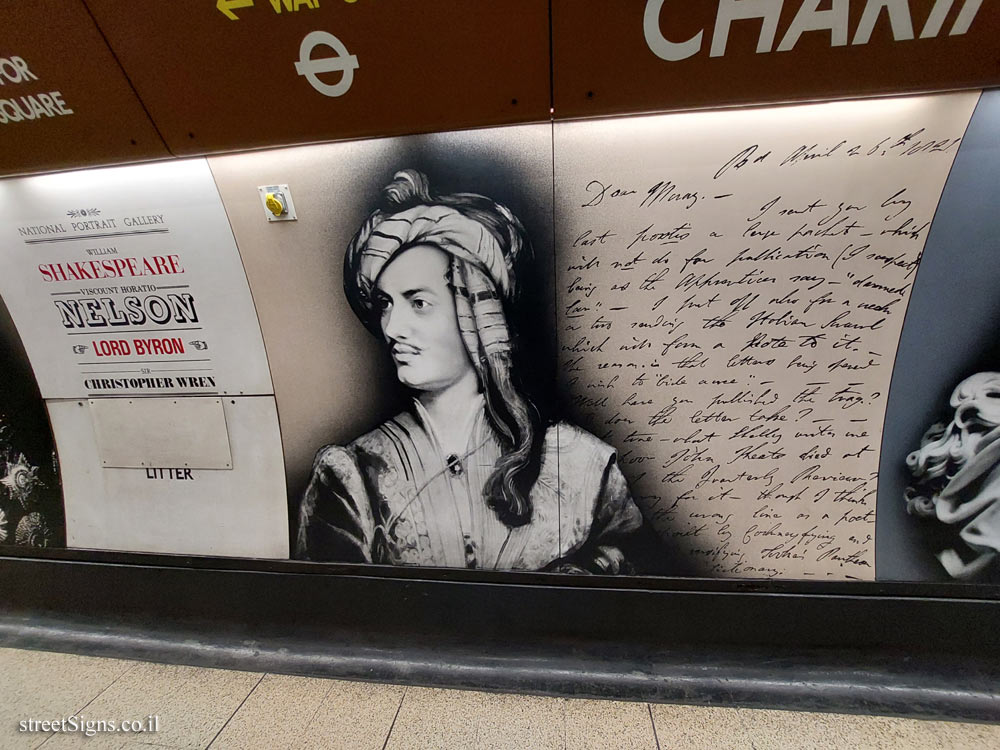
[553,92,978,580]
[206,124,556,567]
[1,90,998,582]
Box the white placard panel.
[49,396,288,558]
[0,159,272,399]
[90,396,232,469]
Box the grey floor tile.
[36,732,185,750]
[564,698,657,749]
[23,719,189,750]
[71,660,261,750]
[387,687,566,750]
[384,687,482,750]
[296,679,404,750]
[922,718,1000,749]
[0,647,136,750]
[207,673,332,750]
[15,724,124,750]
[739,707,952,750]
[474,692,565,750]
[650,703,754,750]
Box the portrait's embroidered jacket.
[295,402,644,573]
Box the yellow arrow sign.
[217,0,254,21]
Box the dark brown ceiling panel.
[83,0,551,156]
[553,0,1000,119]
[0,0,169,176]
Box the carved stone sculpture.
[906,372,1000,578]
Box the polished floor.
[1,646,997,749]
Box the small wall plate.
[257,183,298,221]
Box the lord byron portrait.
[294,169,653,573]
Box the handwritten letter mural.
[554,92,980,579]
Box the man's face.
[375,244,474,393]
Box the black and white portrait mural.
[209,123,650,574]
[208,124,673,574]
[209,90,998,581]
[294,169,648,572]
[0,295,64,549]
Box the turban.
[345,185,526,381]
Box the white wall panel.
[49,395,288,558]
